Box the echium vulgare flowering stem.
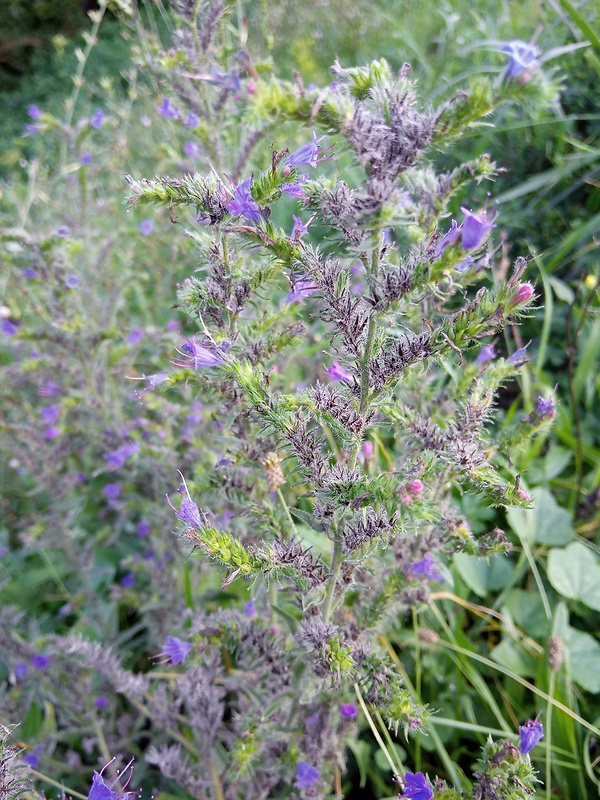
[324,233,382,623]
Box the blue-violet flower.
[399,772,433,800]
[519,717,544,755]
[502,40,541,79]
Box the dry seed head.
[261,451,285,491]
[417,627,440,644]
[547,634,563,672]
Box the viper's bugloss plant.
[119,3,560,796]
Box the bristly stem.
[349,233,381,470]
[322,520,342,622]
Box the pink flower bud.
[363,440,373,459]
[511,283,534,306]
[406,480,423,495]
[246,81,257,94]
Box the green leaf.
[453,553,514,598]
[21,700,43,740]
[503,589,551,639]
[347,740,370,788]
[548,276,575,305]
[564,626,600,694]
[489,638,537,677]
[532,488,574,546]
[547,541,600,610]
[558,0,600,56]
[544,446,572,480]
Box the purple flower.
[28,104,43,120]
[519,717,544,755]
[172,337,224,369]
[508,343,530,365]
[22,267,37,279]
[23,752,40,769]
[296,761,320,790]
[39,380,60,396]
[40,405,60,425]
[139,219,153,236]
[103,441,140,470]
[31,654,52,670]
[120,572,136,588]
[460,206,496,251]
[409,553,444,582]
[363,440,373,459]
[156,96,179,119]
[143,373,169,389]
[281,173,309,198]
[1,319,20,337]
[128,329,144,345]
[399,772,433,800]
[327,361,352,382]
[340,703,357,720]
[137,520,151,538]
[287,276,317,303]
[91,108,105,129]
[22,123,40,136]
[244,599,256,617]
[434,219,462,258]
[81,152,93,166]
[174,497,204,528]
[94,697,108,708]
[502,40,541,79]
[455,255,475,273]
[291,215,309,240]
[65,275,80,288]
[155,636,193,666]
[227,178,261,222]
[57,226,71,238]
[103,483,121,501]
[535,396,556,420]
[475,344,497,365]
[286,133,328,168]
[87,766,137,800]
[44,426,61,440]
[15,663,28,679]
[183,140,201,158]
[184,111,200,127]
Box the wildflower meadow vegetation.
[1,1,599,799]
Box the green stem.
[412,608,422,772]
[209,755,226,800]
[60,1,107,169]
[322,525,343,623]
[546,670,556,800]
[27,770,87,800]
[276,487,297,538]
[269,579,278,626]
[354,682,402,776]
[348,237,381,470]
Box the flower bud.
[511,283,534,306]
